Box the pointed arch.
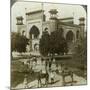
[29,25,40,39]
[66,30,74,42]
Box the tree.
[50,28,68,55]
[39,30,50,56]
[39,28,68,56]
[11,32,17,52]
[71,37,87,77]
[11,32,29,54]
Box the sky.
[11,1,86,32]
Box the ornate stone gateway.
[29,25,40,51]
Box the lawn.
[11,71,39,87]
[55,57,87,78]
[11,60,39,87]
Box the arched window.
[66,31,74,42]
[44,27,48,32]
[76,30,79,39]
[29,25,40,39]
[34,43,39,51]
[43,27,49,35]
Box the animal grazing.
[61,67,73,86]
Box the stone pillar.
[79,17,85,39]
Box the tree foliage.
[72,37,87,70]
[11,32,29,53]
[39,30,50,56]
[50,28,68,55]
[39,28,68,56]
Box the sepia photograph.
[11,1,87,89]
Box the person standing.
[33,56,37,65]
[45,71,49,86]
[41,57,44,64]
[49,59,52,71]
[45,59,48,71]
[23,74,28,88]
[38,70,42,87]
[50,71,55,84]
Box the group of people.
[24,56,38,71]
[37,57,56,87]
[23,55,74,88]
[23,56,56,88]
[23,69,55,88]
[37,69,55,87]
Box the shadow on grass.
[11,71,38,88]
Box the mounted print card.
[11,0,87,89]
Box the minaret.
[49,9,58,19]
[49,9,58,32]
[79,17,85,39]
[16,16,24,34]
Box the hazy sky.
[11,1,86,32]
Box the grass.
[11,60,39,87]
[55,57,87,78]
[11,71,39,87]
[11,71,25,87]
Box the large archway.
[66,31,74,42]
[29,25,40,39]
